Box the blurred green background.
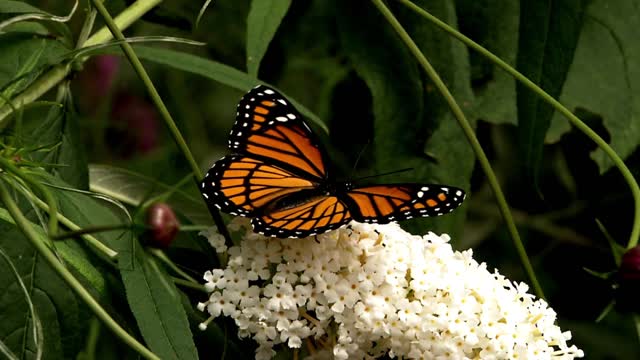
[2,0,640,358]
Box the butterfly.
[200,85,466,238]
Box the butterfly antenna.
[350,140,371,179]
[352,167,414,182]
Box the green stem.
[52,223,134,240]
[76,4,97,49]
[397,0,640,250]
[0,181,160,360]
[83,0,162,47]
[0,157,58,237]
[180,224,212,232]
[0,64,70,127]
[372,0,545,299]
[148,247,200,284]
[17,184,118,259]
[89,0,232,245]
[82,318,101,360]
[90,0,200,179]
[172,276,208,292]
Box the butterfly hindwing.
[230,85,328,181]
[344,184,466,224]
[252,195,352,238]
[201,154,318,217]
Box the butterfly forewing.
[344,184,466,223]
[230,85,328,180]
[201,155,318,217]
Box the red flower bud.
[615,246,640,312]
[146,203,180,248]
[619,246,640,281]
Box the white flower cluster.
[198,219,584,359]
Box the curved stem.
[397,0,640,250]
[148,247,200,284]
[90,0,232,245]
[372,0,545,299]
[0,181,160,360]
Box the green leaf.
[0,0,45,13]
[0,209,96,359]
[28,87,89,189]
[49,176,200,360]
[0,0,74,43]
[89,164,210,225]
[515,0,586,180]
[246,0,292,77]
[0,32,69,106]
[119,239,200,360]
[458,0,519,125]
[336,0,473,237]
[130,45,328,133]
[547,0,640,172]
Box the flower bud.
[145,203,180,248]
[619,246,640,281]
[615,246,640,312]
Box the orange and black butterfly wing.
[229,85,328,181]
[343,184,466,223]
[201,154,352,238]
[251,195,352,238]
[201,155,318,217]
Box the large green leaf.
[547,0,640,172]
[119,238,199,360]
[131,45,327,133]
[337,0,473,237]
[459,0,519,125]
[515,0,586,180]
[28,87,89,189]
[0,208,98,359]
[246,0,292,77]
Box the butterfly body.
[264,181,351,212]
[201,85,466,238]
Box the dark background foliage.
[1,0,639,358]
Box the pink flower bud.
[146,203,180,248]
